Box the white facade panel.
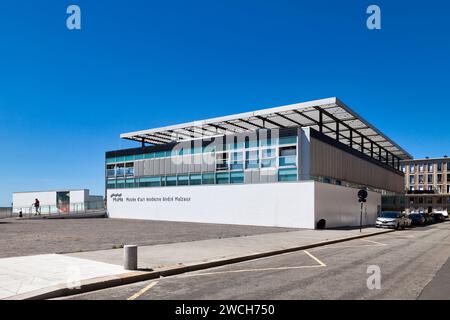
[107,182,317,229]
[314,182,381,228]
[13,191,57,208]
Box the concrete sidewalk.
[1,227,392,300]
[67,228,389,269]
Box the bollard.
[124,245,138,270]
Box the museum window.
[125,162,134,176]
[278,168,297,182]
[177,175,189,186]
[106,179,116,189]
[166,176,177,186]
[279,136,297,145]
[215,152,229,171]
[125,179,135,188]
[116,179,126,189]
[139,177,161,188]
[230,152,244,170]
[116,163,125,177]
[202,173,215,185]
[189,174,202,185]
[216,172,229,184]
[106,164,115,177]
[230,171,244,184]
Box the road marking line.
[303,250,326,267]
[360,239,387,246]
[180,264,324,278]
[127,281,158,301]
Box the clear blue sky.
[0,0,449,206]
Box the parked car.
[430,213,446,223]
[423,214,434,225]
[376,211,407,229]
[408,213,426,226]
[404,214,412,228]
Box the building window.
[116,163,125,177]
[116,179,125,189]
[419,164,424,172]
[230,152,243,170]
[177,175,189,186]
[125,163,134,176]
[139,177,161,187]
[409,175,415,184]
[428,163,433,172]
[437,162,442,172]
[279,146,297,167]
[166,176,177,186]
[189,174,202,185]
[437,174,442,183]
[418,175,424,184]
[428,175,433,183]
[278,168,297,182]
[216,172,229,184]
[410,164,415,173]
[245,150,259,169]
[106,165,115,177]
[401,165,406,173]
[447,162,450,171]
[106,179,116,189]
[215,152,229,171]
[245,139,259,149]
[279,136,297,145]
[230,171,244,184]
[125,179,135,188]
[202,173,215,185]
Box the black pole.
[360,202,363,233]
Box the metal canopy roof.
[121,97,412,160]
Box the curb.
[7,228,395,300]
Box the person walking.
[34,198,41,216]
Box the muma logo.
[110,193,124,202]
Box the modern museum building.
[105,98,412,229]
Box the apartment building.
[401,157,450,212]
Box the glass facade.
[106,132,299,189]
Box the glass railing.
[12,200,105,218]
[279,155,296,167]
[106,169,115,177]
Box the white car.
[376,211,407,229]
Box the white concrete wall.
[13,192,57,208]
[69,190,88,204]
[107,181,316,229]
[314,182,381,228]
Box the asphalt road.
[64,222,450,300]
